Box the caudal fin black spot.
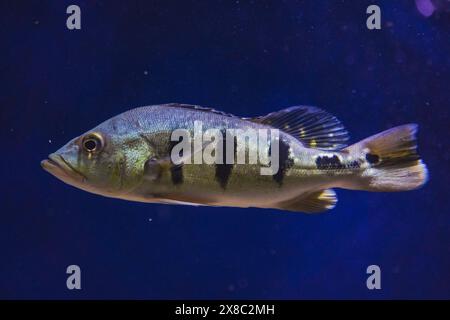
[343,124,428,191]
[365,153,380,164]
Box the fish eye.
[81,133,104,153]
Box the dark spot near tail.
[366,153,380,164]
[273,138,294,186]
[215,130,236,189]
[316,154,344,170]
[170,163,184,185]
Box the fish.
[41,103,428,213]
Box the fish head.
[41,117,153,198]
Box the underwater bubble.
[415,0,435,17]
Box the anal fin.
[273,189,337,213]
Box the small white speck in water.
[143,70,149,75]
[148,218,153,222]
[48,139,52,144]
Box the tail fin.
[344,124,428,192]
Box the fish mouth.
[41,154,86,183]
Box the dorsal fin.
[249,106,349,150]
[163,103,238,118]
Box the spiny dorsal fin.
[163,103,238,118]
[249,106,349,150]
[273,189,337,213]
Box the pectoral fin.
[273,189,337,213]
[143,139,212,184]
[143,157,172,181]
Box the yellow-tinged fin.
[143,156,173,181]
[344,124,428,191]
[273,189,337,213]
[151,192,220,207]
[248,106,349,150]
[143,140,212,182]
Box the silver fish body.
[42,103,428,213]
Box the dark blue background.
[1,0,449,299]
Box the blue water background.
[0,0,449,299]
